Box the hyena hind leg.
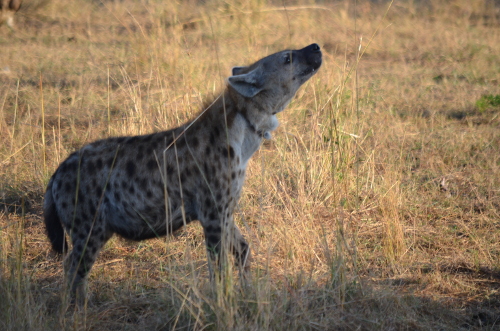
[64,229,112,306]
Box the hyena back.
[44,43,322,300]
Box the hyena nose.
[310,43,321,52]
[301,43,321,54]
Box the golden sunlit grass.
[1,0,500,329]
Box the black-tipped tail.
[43,178,68,254]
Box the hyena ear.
[228,66,265,98]
[231,66,247,76]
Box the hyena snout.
[296,43,322,76]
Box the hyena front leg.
[228,224,251,272]
[203,215,251,283]
[228,224,252,284]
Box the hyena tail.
[43,178,68,254]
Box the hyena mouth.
[297,67,319,83]
[301,67,317,76]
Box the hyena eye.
[284,54,291,64]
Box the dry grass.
[1,0,500,329]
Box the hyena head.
[228,43,322,133]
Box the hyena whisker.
[44,44,322,303]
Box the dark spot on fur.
[204,197,211,210]
[114,192,121,202]
[96,186,102,197]
[83,223,91,234]
[86,160,95,175]
[205,145,211,156]
[89,204,96,216]
[175,137,186,148]
[62,202,68,209]
[231,172,236,180]
[210,132,216,145]
[207,234,220,246]
[129,185,135,194]
[116,137,126,144]
[209,211,216,220]
[78,190,85,205]
[139,178,148,190]
[73,217,82,227]
[74,243,83,253]
[147,159,156,170]
[216,193,222,201]
[191,137,199,149]
[137,150,144,160]
[96,158,103,170]
[205,224,221,233]
[65,182,73,194]
[146,190,152,198]
[126,161,136,177]
[156,181,164,191]
[228,146,235,159]
[183,190,193,200]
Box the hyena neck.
[238,111,268,139]
[228,89,279,139]
[195,90,276,163]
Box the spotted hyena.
[44,43,322,301]
[0,0,22,29]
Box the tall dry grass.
[1,0,500,329]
